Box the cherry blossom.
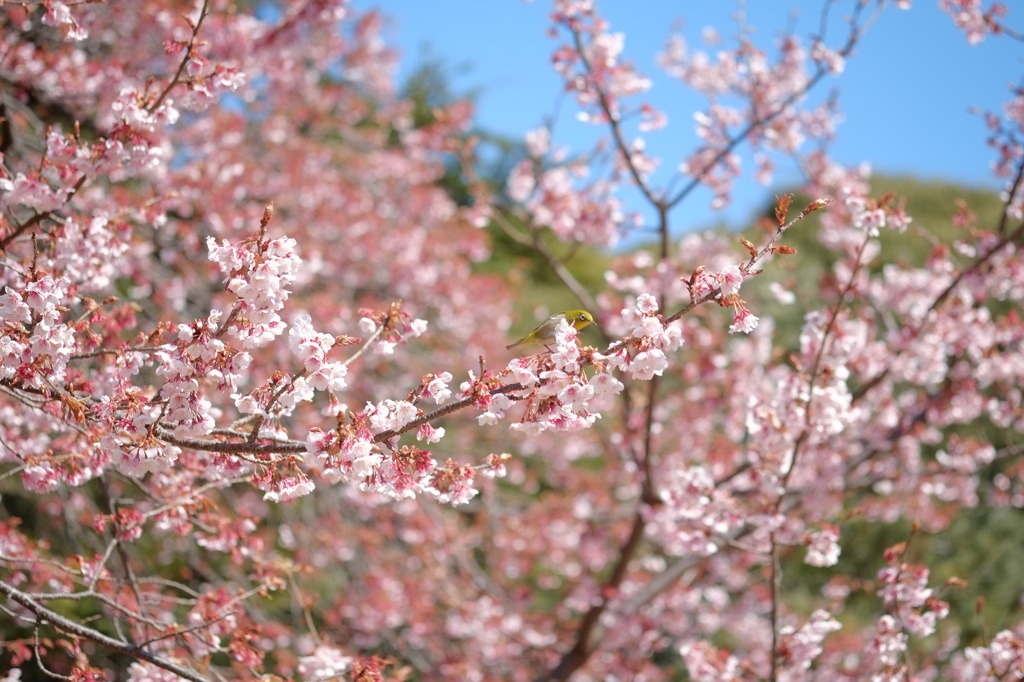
[0,0,1021,679]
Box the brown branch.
[148,0,211,114]
[666,5,875,212]
[567,23,677,262]
[97,476,147,642]
[567,25,662,210]
[543,512,648,682]
[769,537,783,681]
[372,380,529,442]
[932,214,1024,311]
[0,173,87,252]
[665,201,822,325]
[996,153,1024,235]
[0,578,209,682]
[154,380,535,456]
[544,376,662,680]
[779,230,873,493]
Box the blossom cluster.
[0,276,76,390]
[598,293,684,379]
[207,232,302,348]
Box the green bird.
[506,310,594,350]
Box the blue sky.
[353,1,1022,239]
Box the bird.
[506,310,594,350]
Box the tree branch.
[0,578,209,682]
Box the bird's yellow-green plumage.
[506,310,594,350]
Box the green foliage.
[479,216,613,331]
[928,505,1024,643]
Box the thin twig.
[148,0,211,114]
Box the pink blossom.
[525,127,551,157]
[626,348,668,380]
[416,423,446,444]
[811,41,846,74]
[647,465,740,557]
[127,662,188,682]
[22,464,61,494]
[427,372,454,403]
[298,646,352,680]
[506,160,536,203]
[769,282,796,304]
[728,307,759,334]
[871,614,908,670]
[777,610,842,675]
[717,265,744,296]
[805,525,841,567]
[427,461,478,505]
[262,475,316,503]
[101,435,181,478]
[638,103,668,131]
[679,641,743,681]
[110,86,180,131]
[306,430,380,482]
[635,292,659,313]
[482,453,510,478]
[365,399,419,433]
[42,1,87,41]
[478,394,514,426]
[556,380,595,412]
[951,630,1024,681]
[358,317,377,335]
[0,173,69,213]
[289,313,348,391]
[0,290,30,325]
[590,371,624,396]
[1,1,1021,678]
[288,313,335,372]
[408,318,429,336]
[940,0,997,44]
